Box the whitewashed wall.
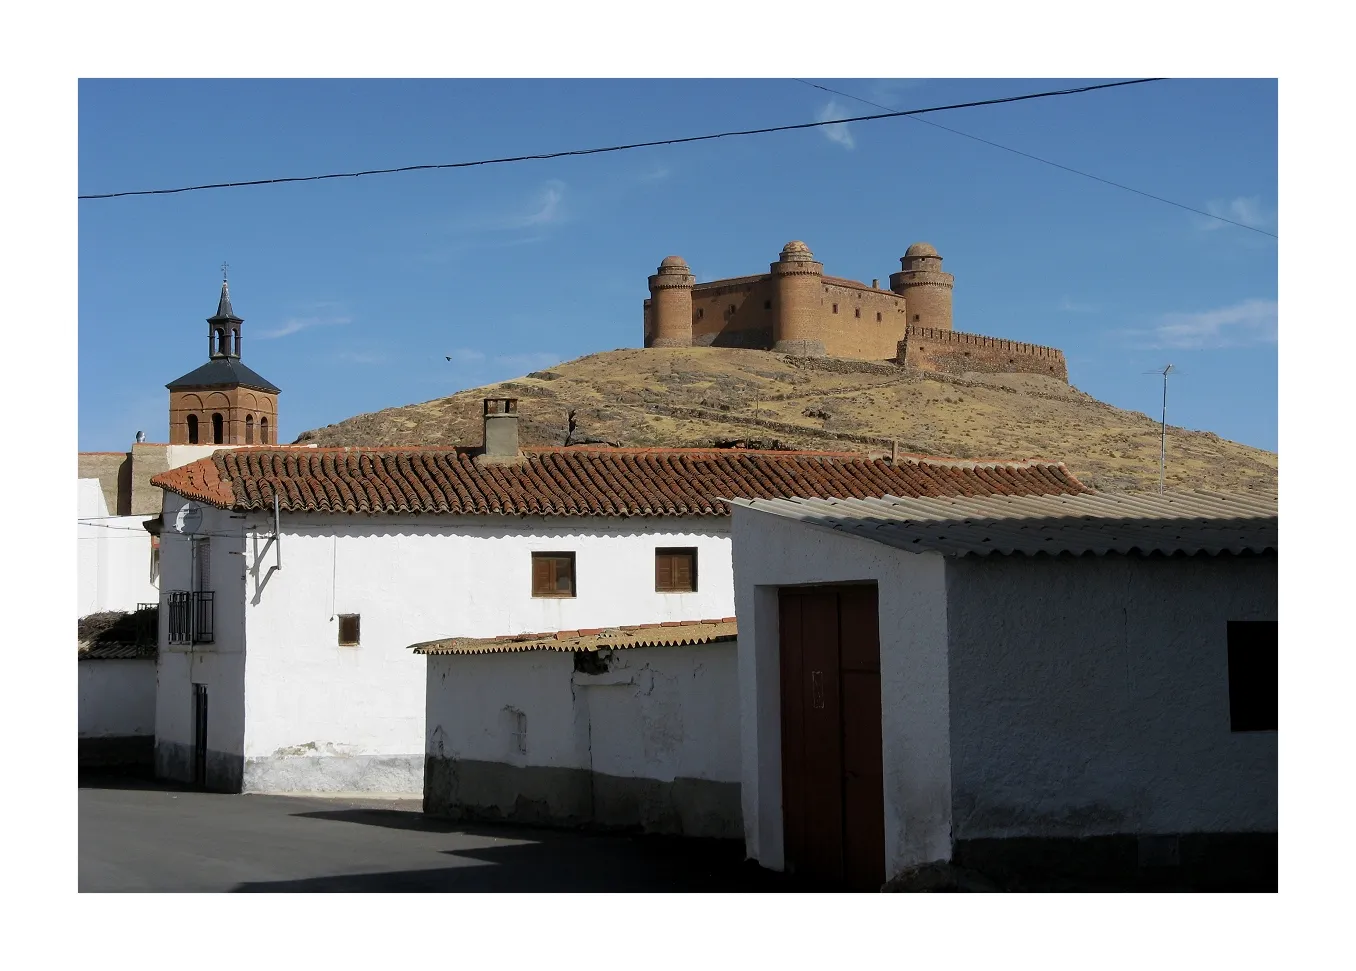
[79,658,156,737]
[154,496,248,790]
[730,506,952,877]
[230,512,734,794]
[945,552,1279,840]
[77,479,158,617]
[425,641,741,837]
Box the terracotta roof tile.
[150,445,1089,517]
[411,618,739,655]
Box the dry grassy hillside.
[295,347,1277,494]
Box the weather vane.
[220,261,229,281]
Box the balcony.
[167,591,214,646]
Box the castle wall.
[814,281,910,361]
[898,326,1069,382]
[78,452,133,516]
[680,276,906,360]
[690,277,776,349]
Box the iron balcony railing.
[166,591,214,646]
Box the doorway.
[778,584,884,889]
[192,683,208,789]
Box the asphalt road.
[79,774,803,892]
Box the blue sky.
[77,78,1277,452]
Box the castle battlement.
[642,241,1069,383]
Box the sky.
[77,78,1277,452]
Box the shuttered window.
[532,552,576,598]
[655,548,697,593]
[194,538,211,592]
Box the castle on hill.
[643,241,1068,382]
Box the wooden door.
[192,683,208,789]
[779,585,884,889]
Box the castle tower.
[647,255,695,347]
[889,242,954,331]
[166,275,281,446]
[770,240,825,357]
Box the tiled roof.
[732,491,1278,558]
[411,618,737,655]
[166,358,281,393]
[151,445,1088,517]
[79,643,157,660]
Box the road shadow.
[238,807,829,892]
[78,769,192,793]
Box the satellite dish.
[174,503,203,536]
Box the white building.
[730,491,1278,890]
[79,642,158,769]
[78,443,248,618]
[415,620,741,838]
[149,397,1088,796]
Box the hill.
[294,347,1277,494]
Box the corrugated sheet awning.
[411,618,737,655]
[730,491,1277,558]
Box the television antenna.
[1143,365,1176,495]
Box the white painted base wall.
[945,553,1278,839]
[425,641,742,836]
[79,658,157,738]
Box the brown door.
[779,585,884,890]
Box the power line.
[78,79,1164,201]
[795,79,1277,240]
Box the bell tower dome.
[166,269,281,446]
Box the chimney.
[872,279,879,289]
[481,397,520,460]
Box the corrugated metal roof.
[411,618,737,655]
[730,491,1277,558]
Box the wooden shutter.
[655,548,696,592]
[532,555,553,596]
[672,551,693,592]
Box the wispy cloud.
[456,180,566,234]
[1123,299,1278,350]
[1059,297,1099,313]
[256,314,352,340]
[637,164,671,183]
[1195,196,1274,233]
[866,78,925,107]
[815,99,855,150]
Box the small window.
[913,314,921,322]
[832,303,839,314]
[876,312,882,322]
[854,307,861,318]
[655,547,697,593]
[187,414,199,444]
[696,308,704,320]
[532,552,576,598]
[211,412,224,445]
[338,614,361,646]
[1228,621,1276,732]
[260,416,269,444]
[245,414,254,444]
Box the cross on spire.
[220,261,229,281]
